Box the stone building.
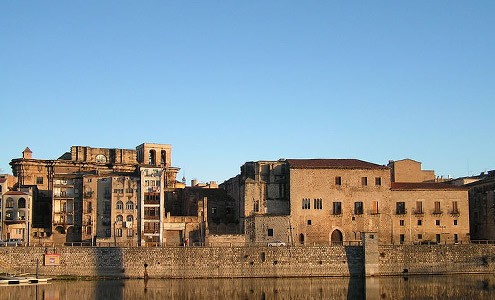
[1,186,36,242]
[222,158,471,246]
[390,182,469,244]
[465,171,495,240]
[8,143,215,246]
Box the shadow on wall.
[94,247,125,299]
[345,246,365,300]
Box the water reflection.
[1,275,495,300]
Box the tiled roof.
[23,147,32,153]
[391,182,468,191]
[286,159,388,170]
[3,191,28,196]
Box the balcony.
[433,210,443,215]
[413,209,424,215]
[450,209,460,216]
[395,209,407,215]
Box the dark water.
[1,275,495,299]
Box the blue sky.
[1,1,494,183]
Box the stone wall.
[0,246,362,278]
[379,244,495,275]
[2,244,495,278]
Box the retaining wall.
[1,244,495,278]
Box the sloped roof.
[391,182,468,191]
[23,147,32,153]
[3,191,28,196]
[286,159,388,170]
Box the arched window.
[126,215,133,222]
[126,201,134,210]
[149,150,156,165]
[6,197,14,208]
[116,201,123,210]
[116,215,123,222]
[161,150,166,165]
[18,198,26,208]
[299,233,305,245]
[331,229,343,245]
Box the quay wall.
[1,244,495,278]
[0,246,363,278]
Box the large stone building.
[221,158,470,245]
[464,171,495,240]
[7,143,236,246]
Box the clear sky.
[1,1,494,183]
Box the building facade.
[7,143,216,246]
[222,158,471,246]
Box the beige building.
[222,158,470,246]
[8,143,197,246]
[389,159,435,183]
[391,182,469,244]
[1,186,35,242]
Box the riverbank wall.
[1,244,495,278]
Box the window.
[302,198,311,210]
[452,201,459,214]
[6,197,14,208]
[116,228,123,237]
[417,219,422,226]
[454,234,458,243]
[375,177,382,186]
[454,219,458,226]
[354,202,363,215]
[161,150,166,165]
[126,215,133,222]
[361,177,368,186]
[307,220,312,225]
[400,234,405,244]
[105,229,111,237]
[36,177,44,184]
[267,228,273,236]
[125,188,133,194]
[436,220,440,226]
[212,207,217,214]
[371,201,379,214]
[415,201,423,214]
[418,234,423,239]
[126,201,134,210]
[116,201,123,210]
[127,229,134,237]
[335,176,342,186]
[396,202,406,215]
[253,201,259,213]
[5,210,13,220]
[333,202,342,215]
[314,198,322,210]
[116,215,123,222]
[400,220,405,226]
[434,201,442,214]
[114,189,124,194]
[18,198,26,208]
[436,234,441,244]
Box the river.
[1,275,495,299]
